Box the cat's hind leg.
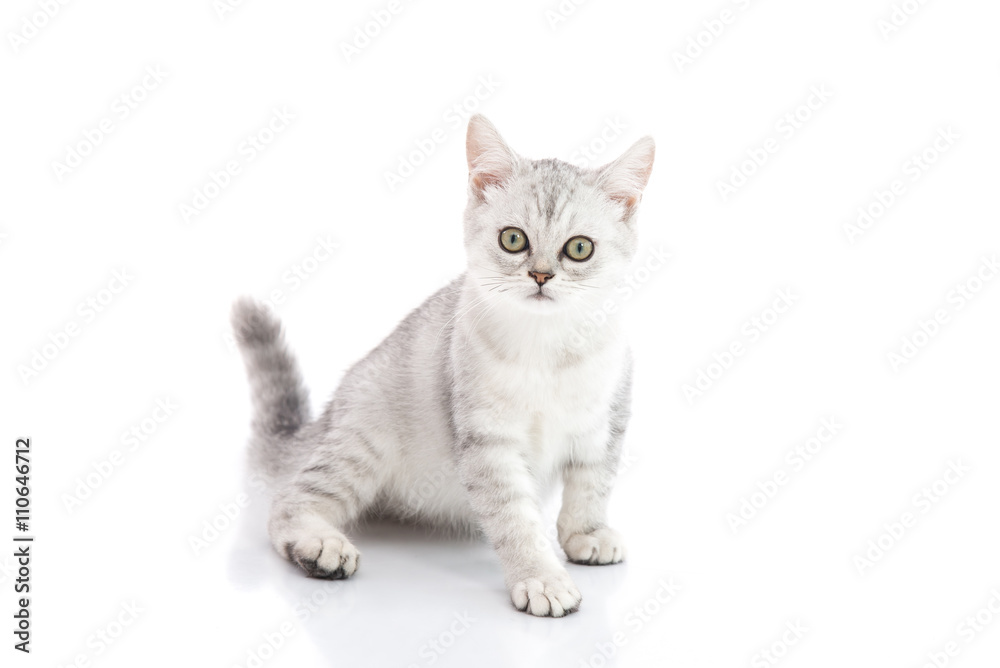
[268,429,385,579]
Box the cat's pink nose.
[529,271,554,286]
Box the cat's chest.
[462,335,627,440]
[492,354,615,412]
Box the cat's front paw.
[283,534,360,580]
[510,568,582,617]
[562,527,626,565]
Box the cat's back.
[328,275,463,429]
[324,275,474,523]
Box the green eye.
[564,236,594,261]
[499,227,528,253]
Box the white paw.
[562,527,626,565]
[510,569,582,617]
[282,533,360,580]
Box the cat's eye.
[499,227,528,253]
[564,236,594,261]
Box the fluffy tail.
[231,297,310,480]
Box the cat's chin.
[512,291,568,314]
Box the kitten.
[232,115,654,617]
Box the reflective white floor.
[14,310,1000,668]
[204,478,682,668]
[20,327,1000,668]
[219,509,650,668]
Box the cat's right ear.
[467,115,517,200]
[595,136,655,220]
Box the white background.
[3,0,1000,666]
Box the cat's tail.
[231,297,310,480]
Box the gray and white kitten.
[232,115,654,617]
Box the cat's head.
[463,115,654,315]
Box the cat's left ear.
[467,114,518,200]
[596,136,655,219]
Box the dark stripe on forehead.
[528,158,583,228]
[552,186,574,226]
[543,184,558,222]
[532,183,543,219]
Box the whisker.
[433,291,494,347]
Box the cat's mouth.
[529,290,553,301]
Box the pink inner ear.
[618,194,639,210]
[466,115,517,197]
[472,172,504,192]
[599,137,654,216]
[604,183,643,215]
